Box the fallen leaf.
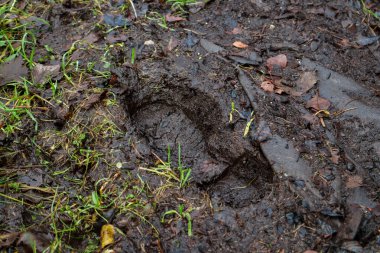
[101,224,115,249]
[32,63,60,85]
[230,27,242,34]
[165,14,186,22]
[260,81,274,92]
[144,40,155,46]
[200,39,225,53]
[346,175,363,189]
[82,33,99,44]
[266,54,287,71]
[330,148,340,164]
[81,91,107,110]
[0,57,28,85]
[292,71,318,96]
[274,88,284,94]
[105,33,128,43]
[167,37,179,51]
[233,41,249,49]
[306,95,331,111]
[339,38,350,47]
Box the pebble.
[277,225,284,234]
[317,219,336,237]
[346,162,355,172]
[299,227,307,237]
[310,41,319,51]
[294,179,305,188]
[266,208,273,217]
[302,200,310,209]
[286,212,300,225]
[321,208,343,218]
[231,90,237,98]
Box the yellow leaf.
[101,224,115,249]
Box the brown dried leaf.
[331,153,339,164]
[231,27,242,34]
[233,41,249,49]
[339,38,350,47]
[274,88,284,94]
[32,63,60,85]
[167,37,179,51]
[306,95,331,111]
[81,91,107,110]
[165,14,186,22]
[0,57,28,85]
[330,148,340,164]
[106,33,128,43]
[82,33,99,44]
[260,81,274,92]
[346,175,363,189]
[266,54,287,71]
[293,71,318,96]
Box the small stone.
[341,241,363,253]
[299,227,307,237]
[302,200,310,209]
[279,96,289,103]
[231,90,237,98]
[266,208,273,217]
[286,212,295,224]
[317,219,336,237]
[373,142,380,157]
[310,41,319,51]
[277,225,284,234]
[346,162,355,172]
[286,212,300,225]
[294,179,305,188]
[252,120,272,142]
[321,208,343,218]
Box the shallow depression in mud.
[126,81,274,207]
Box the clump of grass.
[161,203,193,236]
[0,1,46,66]
[360,0,380,20]
[166,0,197,15]
[140,144,192,190]
[146,12,169,30]
[0,2,49,136]
[0,79,47,135]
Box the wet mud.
[1,0,380,252]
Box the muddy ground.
[0,0,380,252]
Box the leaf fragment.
[101,224,115,249]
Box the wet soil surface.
[1,0,380,252]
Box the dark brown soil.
[1,0,380,252]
